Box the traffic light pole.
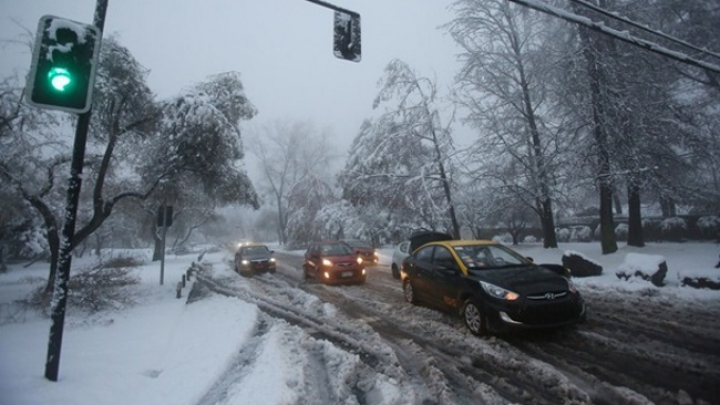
[304,0,359,17]
[44,0,108,383]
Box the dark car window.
[432,246,456,269]
[454,244,529,270]
[320,243,353,256]
[414,246,434,263]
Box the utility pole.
[44,0,108,383]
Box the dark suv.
[234,243,276,277]
[303,241,366,285]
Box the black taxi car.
[401,237,586,336]
[234,243,276,277]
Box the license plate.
[341,271,353,277]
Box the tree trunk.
[573,0,617,254]
[613,192,623,215]
[660,196,677,217]
[540,198,558,248]
[627,183,645,247]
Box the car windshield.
[344,240,372,249]
[242,246,270,256]
[321,243,353,256]
[452,244,530,271]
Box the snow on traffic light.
[26,15,101,114]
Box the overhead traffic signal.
[26,15,101,114]
[333,11,361,62]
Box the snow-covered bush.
[697,216,720,239]
[615,223,629,241]
[18,226,48,260]
[661,217,687,241]
[642,218,662,241]
[523,235,537,244]
[570,226,592,242]
[29,260,140,315]
[556,228,570,242]
[491,233,512,244]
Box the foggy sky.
[0,0,463,154]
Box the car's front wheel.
[462,299,486,336]
[403,279,417,304]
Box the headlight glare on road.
[480,281,519,301]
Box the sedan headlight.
[241,259,249,266]
[269,258,276,263]
[322,259,333,267]
[356,257,363,264]
[480,281,519,301]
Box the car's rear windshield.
[452,244,529,270]
[321,244,354,256]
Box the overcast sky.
[0,0,465,155]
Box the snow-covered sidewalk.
[0,251,260,405]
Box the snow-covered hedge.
[571,226,592,242]
[556,228,570,243]
[661,217,687,241]
[697,216,720,239]
[615,223,628,241]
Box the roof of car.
[424,239,498,248]
[240,242,268,248]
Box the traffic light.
[333,11,361,62]
[26,15,101,114]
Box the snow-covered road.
[195,250,720,405]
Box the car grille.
[337,262,354,268]
[526,291,568,300]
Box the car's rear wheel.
[462,299,486,336]
[403,280,416,304]
[391,264,400,279]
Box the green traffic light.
[47,67,72,91]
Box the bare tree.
[247,120,335,245]
[448,0,567,247]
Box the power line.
[566,0,720,61]
[504,0,720,75]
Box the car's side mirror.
[270,250,275,254]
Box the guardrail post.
[176,281,182,299]
[182,274,186,288]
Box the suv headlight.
[322,259,333,267]
[480,281,519,301]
